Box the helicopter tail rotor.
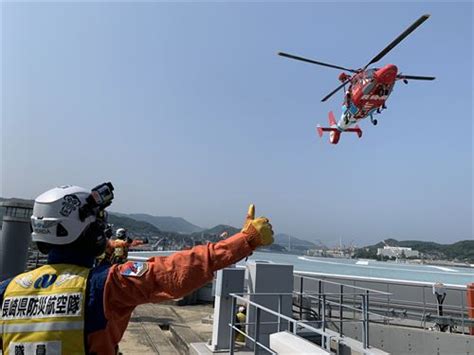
[316,111,363,144]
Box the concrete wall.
[338,322,473,355]
[246,262,294,349]
[270,331,330,354]
[211,268,245,351]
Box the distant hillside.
[193,228,316,250]
[108,213,161,237]
[191,225,307,254]
[195,224,240,236]
[122,213,203,234]
[355,239,474,263]
[274,233,315,248]
[188,225,239,244]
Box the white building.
[377,246,419,258]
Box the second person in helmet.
[109,228,145,264]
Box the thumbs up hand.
[241,204,274,247]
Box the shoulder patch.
[120,262,148,277]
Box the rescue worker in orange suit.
[95,228,143,267]
[0,182,274,354]
[109,228,145,265]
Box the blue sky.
[1,2,472,245]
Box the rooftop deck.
[120,301,214,354]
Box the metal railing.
[229,292,330,354]
[293,274,473,334]
[294,275,392,340]
[228,282,392,354]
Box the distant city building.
[325,249,348,258]
[306,248,352,258]
[306,249,324,257]
[377,246,419,258]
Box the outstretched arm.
[129,239,144,247]
[103,205,273,314]
[106,231,255,310]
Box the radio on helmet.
[79,182,114,221]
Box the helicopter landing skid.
[370,115,378,126]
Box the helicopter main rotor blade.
[278,52,357,73]
[321,79,351,102]
[363,14,430,69]
[397,74,435,80]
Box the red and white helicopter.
[279,14,435,144]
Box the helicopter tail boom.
[316,111,363,144]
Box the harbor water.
[130,251,474,287]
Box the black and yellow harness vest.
[1,264,90,355]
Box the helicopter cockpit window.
[360,69,376,94]
[365,69,375,78]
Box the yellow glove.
[241,204,274,247]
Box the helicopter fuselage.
[279,14,435,144]
[344,64,397,120]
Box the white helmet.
[31,183,113,245]
[116,228,127,240]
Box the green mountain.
[274,233,315,248]
[194,224,240,237]
[189,225,240,244]
[354,239,474,263]
[119,213,203,234]
[108,213,161,237]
